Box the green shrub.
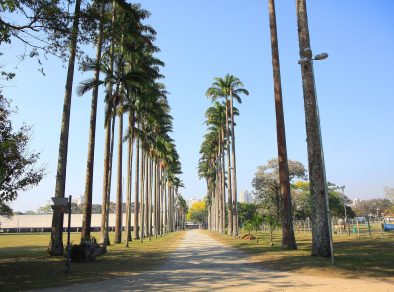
[69,244,87,263]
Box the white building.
[352,198,360,207]
[72,195,84,206]
[240,190,254,204]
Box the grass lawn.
[206,228,394,281]
[0,231,184,291]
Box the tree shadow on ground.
[209,231,394,279]
[0,232,184,291]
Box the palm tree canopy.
[205,73,249,104]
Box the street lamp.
[298,48,329,64]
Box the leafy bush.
[69,244,86,263]
[66,236,103,263]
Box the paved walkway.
[38,230,393,291]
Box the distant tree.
[37,201,53,214]
[0,203,13,217]
[187,201,207,224]
[264,214,280,246]
[251,213,263,243]
[71,203,83,214]
[91,204,102,214]
[326,183,354,218]
[252,159,306,221]
[24,210,36,215]
[386,205,394,215]
[384,186,394,203]
[237,202,258,227]
[292,181,355,219]
[109,202,116,214]
[291,181,312,220]
[0,93,45,217]
[243,220,253,235]
[353,199,392,217]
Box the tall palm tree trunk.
[220,129,226,234]
[171,187,175,231]
[157,164,160,234]
[167,183,171,233]
[225,100,233,236]
[49,0,82,256]
[160,167,164,235]
[230,91,239,237]
[215,167,220,232]
[140,148,145,241]
[144,155,149,236]
[114,100,123,244]
[133,135,140,240]
[210,188,214,231]
[125,112,134,246]
[218,134,224,234]
[171,187,174,232]
[148,158,153,240]
[154,160,158,237]
[100,122,111,248]
[207,181,211,230]
[157,163,161,235]
[100,0,116,249]
[268,0,297,249]
[170,185,174,232]
[105,107,116,245]
[296,0,332,257]
[164,180,168,234]
[81,0,105,242]
[168,185,172,232]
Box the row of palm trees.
[198,74,249,237]
[49,0,186,256]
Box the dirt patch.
[241,234,256,240]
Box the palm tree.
[133,129,140,240]
[296,0,332,258]
[124,108,134,245]
[205,102,228,233]
[100,0,117,250]
[49,0,82,256]
[268,0,297,249]
[198,126,221,232]
[206,74,249,237]
[80,0,107,242]
[176,194,188,229]
[114,92,123,244]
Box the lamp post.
[296,0,334,263]
[297,47,334,262]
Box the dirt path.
[38,230,393,291]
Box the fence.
[259,218,391,238]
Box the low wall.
[0,214,134,233]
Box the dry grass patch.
[0,231,184,290]
[206,229,394,281]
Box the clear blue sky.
[4,0,394,212]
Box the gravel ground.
[35,230,394,291]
